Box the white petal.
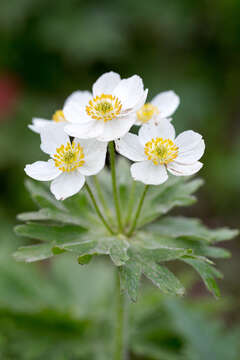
[167,161,203,176]
[50,171,85,200]
[40,123,69,156]
[64,90,92,108]
[92,72,121,97]
[151,91,180,118]
[131,161,168,185]
[75,138,107,176]
[132,89,148,112]
[25,159,60,181]
[177,139,205,164]
[28,118,53,134]
[175,130,203,151]
[113,75,145,110]
[139,118,176,146]
[115,133,145,161]
[63,92,90,124]
[65,120,104,139]
[97,116,135,142]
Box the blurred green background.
[0,0,240,358]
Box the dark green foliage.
[15,159,238,301]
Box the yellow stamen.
[86,94,122,122]
[53,142,85,172]
[144,137,178,165]
[137,103,159,124]
[52,110,66,123]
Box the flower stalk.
[124,181,136,226]
[85,182,115,235]
[127,185,149,236]
[93,175,113,224]
[109,141,123,233]
[114,271,128,360]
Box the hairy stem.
[124,180,136,226]
[93,175,113,223]
[127,185,149,237]
[109,141,123,233]
[114,270,127,360]
[85,182,115,235]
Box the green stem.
[114,270,127,360]
[85,182,115,235]
[93,175,113,222]
[124,180,136,226]
[109,141,123,233]
[127,185,149,237]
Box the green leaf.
[135,232,230,260]
[15,223,86,244]
[25,180,65,211]
[78,254,93,265]
[183,257,222,298]
[120,258,141,302]
[54,240,97,255]
[138,247,192,262]
[142,262,185,296]
[146,216,238,243]
[109,236,129,266]
[138,177,204,227]
[13,244,53,262]
[17,208,89,227]
[134,251,184,296]
[203,246,231,259]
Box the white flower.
[115,119,205,185]
[64,71,148,142]
[135,90,180,125]
[28,91,90,133]
[25,124,107,200]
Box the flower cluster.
[25,71,205,200]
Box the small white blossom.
[25,124,107,200]
[135,90,180,125]
[64,72,148,142]
[28,91,90,133]
[115,119,205,185]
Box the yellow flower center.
[53,142,85,172]
[86,94,122,122]
[137,103,159,124]
[52,110,66,123]
[144,137,178,165]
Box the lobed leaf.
[109,236,129,266]
[15,223,86,244]
[120,257,142,302]
[138,177,204,227]
[146,216,238,243]
[17,208,88,227]
[13,244,54,262]
[134,251,185,296]
[183,257,223,298]
[25,179,65,211]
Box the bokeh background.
[0,0,240,358]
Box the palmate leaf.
[145,216,238,243]
[13,243,54,262]
[119,258,141,303]
[23,179,99,228]
[134,232,231,260]
[25,179,65,211]
[138,176,204,227]
[183,257,223,298]
[120,247,189,301]
[15,223,87,243]
[17,208,85,226]
[14,160,238,301]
